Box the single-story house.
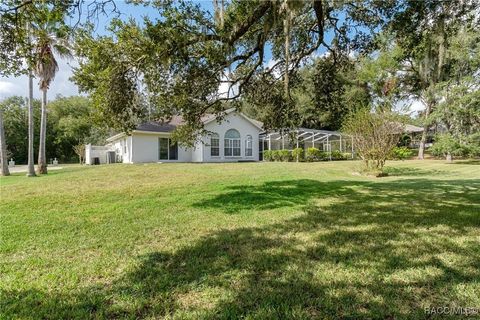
[86,109,263,164]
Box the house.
[86,109,263,164]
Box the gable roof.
[201,108,264,130]
[106,109,263,142]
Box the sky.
[0,1,165,100]
[0,1,426,114]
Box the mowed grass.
[1,160,479,319]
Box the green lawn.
[1,160,479,319]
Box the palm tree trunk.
[27,71,36,177]
[37,88,48,174]
[0,109,10,176]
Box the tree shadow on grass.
[452,159,480,165]
[382,166,447,177]
[2,178,479,319]
[192,179,364,214]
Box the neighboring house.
[86,109,263,164]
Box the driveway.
[8,165,64,173]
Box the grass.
[1,160,479,319]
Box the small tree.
[343,108,402,173]
[73,144,85,164]
[430,134,466,162]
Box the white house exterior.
[86,109,263,164]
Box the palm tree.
[26,69,36,177]
[26,22,36,177]
[32,21,71,174]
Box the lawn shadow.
[192,179,363,214]
[452,159,480,165]
[2,178,479,319]
[382,166,447,177]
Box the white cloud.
[394,97,425,116]
[0,81,20,96]
[0,58,80,100]
[409,99,425,113]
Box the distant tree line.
[0,95,108,164]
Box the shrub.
[271,150,282,161]
[318,151,329,160]
[390,146,413,160]
[430,134,468,161]
[342,108,403,171]
[263,150,274,161]
[292,148,304,162]
[278,150,291,162]
[305,147,321,161]
[331,150,345,160]
[342,152,353,160]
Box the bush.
[319,151,329,160]
[278,150,291,162]
[271,150,282,161]
[430,134,467,161]
[291,148,304,162]
[342,108,403,171]
[263,150,274,161]
[305,147,321,161]
[331,150,345,160]
[390,146,413,160]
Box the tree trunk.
[0,109,10,176]
[446,153,452,163]
[27,71,36,177]
[37,89,48,174]
[417,102,432,160]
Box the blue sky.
[0,1,223,100]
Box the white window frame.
[224,129,241,157]
[210,133,220,157]
[245,135,253,157]
[158,137,178,161]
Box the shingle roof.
[135,110,264,133]
[135,121,177,133]
[404,124,424,133]
[107,110,264,142]
[134,115,213,133]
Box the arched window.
[210,133,220,157]
[245,135,253,157]
[224,129,241,157]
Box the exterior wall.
[191,141,204,162]
[110,136,132,163]
[103,111,262,163]
[131,132,191,163]
[202,112,261,162]
[85,144,109,165]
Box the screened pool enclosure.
[260,128,354,161]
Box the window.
[245,135,253,157]
[124,139,127,154]
[224,129,241,157]
[158,138,178,160]
[210,133,220,157]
